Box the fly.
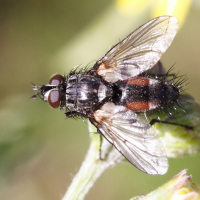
[32,16,191,175]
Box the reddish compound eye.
[48,89,60,108]
[49,74,62,85]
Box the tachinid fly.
[32,16,186,175]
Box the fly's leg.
[89,119,105,161]
[92,131,104,160]
[65,112,104,160]
[97,133,113,161]
[89,128,104,160]
[64,111,87,118]
[147,61,177,80]
[64,111,77,117]
[150,119,193,130]
[149,74,176,78]
[99,134,103,160]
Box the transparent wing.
[94,16,179,83]
[93,102,168,175]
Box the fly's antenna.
[30,81,47,101]
[31,81,41,99]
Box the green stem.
[62,121,123,200]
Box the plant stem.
[62,121,123,200]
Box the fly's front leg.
[89,119,105,161]
[150,119,194,130]
[90,129,104,160]
[99,134,103,160]
[64,111,77,118]
[64,111,87,118]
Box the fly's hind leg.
[150,119,193,130]
[147,61,177,80]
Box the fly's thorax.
[66,74,113,113]
[112,77,180,112]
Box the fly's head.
[32,74,66,109]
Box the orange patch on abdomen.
[125,77,149,86]
[126,102,149,112]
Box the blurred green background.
[1,0,200,199]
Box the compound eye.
[48,89,60,108]
[49,74,62,85]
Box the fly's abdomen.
[113,77,179,112]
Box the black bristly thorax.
[65,73,113,115]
